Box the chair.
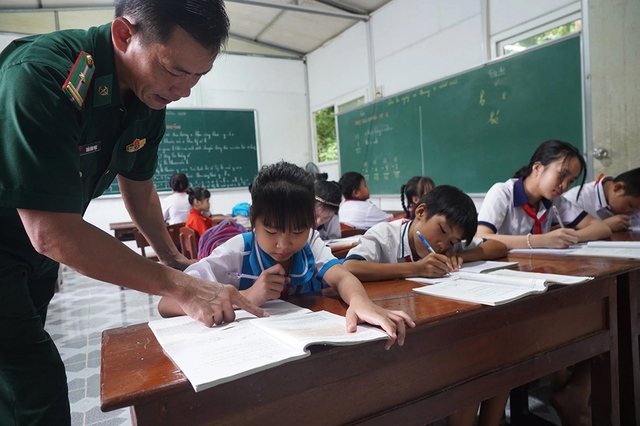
[132,228,158,261]
[340,223,366,238]
[180,227,199,260]
[166,222,185,250]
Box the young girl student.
[343,185,508,426]
[161,172,191,224]
[185,186,213,238]
[314,179,342,241]
[159,162,415,349]
[400,175,435,218]
[476,139,611,249]
[475,139,611,426]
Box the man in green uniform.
[0,1,265,424]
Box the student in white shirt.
[345,187,508,426]
[477,140,611,250]
[161,173,191,224]
[314,180,342,240]
[338,171,392,229]
[476,139,611,425]
[563,167,640,231]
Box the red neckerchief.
[594,173,606,186]
[521,203,547,234]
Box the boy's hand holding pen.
[416,231,456,277]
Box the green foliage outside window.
[314,106,337,162]
[504,19,582,55]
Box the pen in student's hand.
[226,272,260,280]
[552,205,565,229]
[416,231,451,275]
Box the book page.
[489,269,593,284]
[149,299,311,346]
[568,247,640,259]
[586,241,640,249]
[460,260,520,273]
[251,310,388,350]
[455,272,547,290]
[160,321,306,392]
[413,279,544,306]
[325,235,362,248]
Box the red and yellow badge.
[126,138,146,153]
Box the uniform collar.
[595,175,614,213]
[399,219,413,261]
[247,232,315,285]
[513,178,552,210]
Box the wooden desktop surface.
[109,221,136,242]
[100,254,634,425]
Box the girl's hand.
[414,252,454,277]
[241,264,289,306]
[541,228,579,248]
[344,297,415,350]
[603,214,630,232]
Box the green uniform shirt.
[0,23,166,273]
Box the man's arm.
[118,175,191,270]
[17,209,266,325]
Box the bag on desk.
[197,219,247,259]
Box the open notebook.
[412,269,593,306]
[148,300,388,392]
[567,240,640,259]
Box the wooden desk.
[109,221,136,242]
[101,255,626,425]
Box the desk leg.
[618,271,640,424]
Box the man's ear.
[111,17,136,53]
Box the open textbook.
[567,240,640,259]
[148,300,388,392]
[412,269,593,306]
[408,260,520,285]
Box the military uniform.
[0,23,165,425]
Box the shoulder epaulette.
[62,51,95,110]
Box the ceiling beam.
[229,32,305,58]
[225,0,368,21]
[314,0,368,15]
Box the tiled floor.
[46,267,163,426]
[46,267,561,426]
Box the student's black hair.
[415,185,478,244]
[186,186,210,205]
[512,139,587,197]
[614,167,640,197]
[401,176,435,218]
[339,171,365,199]
[315,180,342,214]
[250,162,315,232]
[115,0,229,53]
[169,173,189,192]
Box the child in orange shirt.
[185,187,212,238]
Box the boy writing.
[563,167,640,231]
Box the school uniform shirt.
[345,219,486,263]
[317,214,341,241]
[162,192,191,224]
[186,208,213,237]
[478,178,587,235]
[184,230,340,294]
[338,199,393,230]
[563,176,640,228]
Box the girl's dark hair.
[250,162,315,232]
[614,167,640,197]
[339,171,364,199]
[115,0,229,53]
[401,176,435,218]
[415,185,478,244]
[513,140,587,197]
[186,186,210,205]
[315,180,342,213]
[169,173,189,192]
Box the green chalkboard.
[337,35,583,194]
[102,109,259,195]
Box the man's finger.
[230,291,269,318]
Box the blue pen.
[416,231,451,276]
[416,231,436,254]
[226,272,260,280]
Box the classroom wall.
[307,0,582,211]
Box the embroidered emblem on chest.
[126,138,146,153]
